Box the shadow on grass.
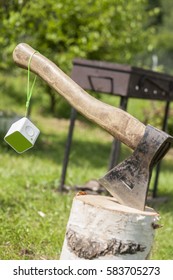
[147,193,173,215]
[0,197,27,213]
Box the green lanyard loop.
[25,51,38,117]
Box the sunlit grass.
[0,73,173,259]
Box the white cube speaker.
[4,117,40,153]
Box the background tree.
[0,0,158,116]
[151,0,173,74]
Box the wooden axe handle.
[13,43,145,150]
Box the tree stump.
[60,194,159,260]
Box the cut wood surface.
[60,194,159,260]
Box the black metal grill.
[71,59,173,100]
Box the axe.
[13,43,173,210]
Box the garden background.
[0,0,173,259]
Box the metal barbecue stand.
[59,58,173,198]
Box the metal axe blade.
[99,125,173,210]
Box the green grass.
[0,116,173,260]
[0,115,113,259]
[0,118,71,259]
[0,73,173,260]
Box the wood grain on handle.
[13,43,145,150]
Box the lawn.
[0,73,173,260]
[0,115,114,259]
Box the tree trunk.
[60,194,159,260]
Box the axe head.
[99,125,173,210]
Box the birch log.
[60,194,159,260]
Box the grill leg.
[152,101,170,198]
[59,107,77,192]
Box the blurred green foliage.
[0,0,157,72]
[1,0,173,120]
[0,0,159,116]
[151,0,173,74]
